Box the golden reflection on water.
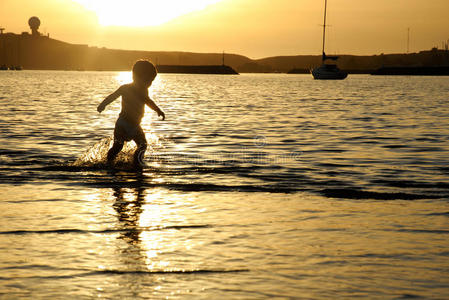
[109,171,194,272]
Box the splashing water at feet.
[72,136,158,170]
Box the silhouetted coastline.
[156,65,238,74]
[1,24,448,74]
[371,66,449,76]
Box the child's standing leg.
[107,122,126,164]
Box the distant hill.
[257,50,449,73]
[0,33,251,71]
[1,32,448,73]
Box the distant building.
[28,16,40,36]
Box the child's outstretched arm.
[97,87,123,113]
[145,97,165,120]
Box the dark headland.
[0,18,240,74]
[0,31,240,74]
[370,66,449,76]
[157,65,238,74]
[1,18,448,74]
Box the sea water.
[0,71,448,299]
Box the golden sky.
[1,0,448,58]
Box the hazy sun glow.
[73,0,222,26]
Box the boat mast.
[321,0,327,62]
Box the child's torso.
[119,84,146,125]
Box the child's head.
[132,60,157,87]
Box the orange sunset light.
[72,0,223,27]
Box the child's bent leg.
[133,130,147,167]
[107,140,124,163]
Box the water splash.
[72,137,137,168]
[72,132,162,169]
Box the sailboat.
[311,0,348,80]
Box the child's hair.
[132,60,157,82]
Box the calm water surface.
[0,71,448,299]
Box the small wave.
[395,294,425,299]
[131,183,298,193]
[63,179,299,193]
[36,165,110,172]
[281,139,297,143]
[371,179,449,190]
[169,136,190,140]
[382,144,407,149]
[0,225,210,236]
[37,164,264,174]
[317,162,354,168]
[388,229,449,234]
[148,182,299,193]
[347,253,419,260]
[425,212,449,217]
[320,188,444,200]
[91,268,249,275]
[4,199,73,204]
[0,149,32,156]
[436,166,449,173]
[409,146,445,153]
[0,268,249,281]
[0,168,300,193]
[1,264,69,271]
[314,260,349,266]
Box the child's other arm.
[97,86,123,113]
[145,97,165,120]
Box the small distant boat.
[311,0,347,80]
[311,60,347,80]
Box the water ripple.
[0,225,210,235]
